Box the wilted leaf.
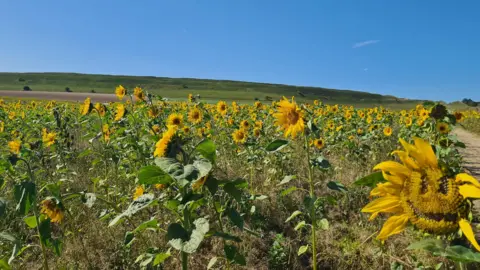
[207,257,218,269]
[285,210,302,223]
[318,218,329,230]
[281,187,298,196]
[311,156,331,170]
[81,193,96,208]
[168,218,209,254]
[213,231,242,242]
[294,221,306,231]
[277,175,296,186]
[133,219,158,233]
[298,245,308,256]
[109,194,157,227]
[153,252,171,266]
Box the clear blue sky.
[1,0,479,102]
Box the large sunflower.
[232,129,247,144]
[273,97,305,139]
[362,137,480,250]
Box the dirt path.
[0,90,118,102]
[454,128,480,178]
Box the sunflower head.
[188,108,203,124]
[217,101,227,115]
[454,112,464,122]
[232,129,247,144]
[167,113,184,127]
[40,198,64,223]
[240,120,250,130]
[114,104,126,121]
[115,85,126,100]
[436,122,450,134]
[94,103,106,117]
[312,138,325,149]
[273,97,305,138]
[383,126,393,137]
[133,186,145,200]
[8,139,21,154]
[133,87,146,101]
[253,128,261,138]
[81,98,92,116]
[362,137,480,251]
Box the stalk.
[304,135,317,270]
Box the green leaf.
[0,198,6,217]
[455,141,466,148]
[155,158,203,187]
[294,221,306,231]
[265,139,288,152]
[354,171,386,188]
[277,175,296,186]
[44,183,61,199]
[0,259,11,270]
[445,245,480,262]
[233,253,246,266]
[285,210,302,223]
[318,218,329,230]
[406,238,446,254]
[133,219,158,233]
[207,257,218,269]
[138,165,173,185]
[153,252,171,266]
[13,182,36,215]
[166,223,189,241]
[213,232,242,242]
[38,218,52,245]
[281,186,298,196]
[168,218,209,254]
[46,238,62,256]
[124,231,134,246]
[193,159,213,178]
[224,182,242,203]
[226,208,244,230]
[205,176,218,195]
[327,181,348,193]
[311,156,331,170]
[109,194,157,226]
[307,120,318,133]
[23,216,37,228]
[224,244,237,260]
[298,245,308,256]
[196,139,216,163]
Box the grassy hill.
[0,72,422,106]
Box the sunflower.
[436,122,450,134]
[151,124,161,135]
[383,126,393,137]
[133,86,146,101]
[148,107,160,118]
[192,176,208,191]
[311,138,325,149]
[102,124,112,142]
[154,125,177,157]
[188,107,203,124]
[0,121,4,133]
[182,126,190,134]
[454,112,464,122]
[115,85,126,100]
[240,120,250,130]
[188,94,194,102]
[155,184,167,190]
[81,97,92,115]
[8,139,21,154]
[254,101,262,109]
[133,186,145,200]
[40,198,64,223]
[253,128,261,137]
[42,128,57,146]
[232,129,247,144]
[114,104,126,121]
[255,120,263,129]
[404,117,413,127]
[273,97,305,138]
[217,101,228,115]
[357,128,364,135]
[362,137,480,250]
[167,113,184,127]
[94,103,106,117]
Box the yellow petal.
[374,161,410,177]
[459,184,480,199]
[362,196,401,213]
[382,171,405,186]
[459,219,480,252]
[392,150,420,170]
[456,173,480,188]
[413,137,438,168]
[370,182,402,197]
[376,214,409,240]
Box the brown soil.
[0,90,118,102]
[455,128,480,178]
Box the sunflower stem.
[304,134,317,270]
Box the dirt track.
[454,128,480,178]
[0,90,118,102]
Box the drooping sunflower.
[114,104,126,121]
[362,137,480,250]
[436,122,450,134]
[94,103,106,117]
[81,97,92,116]
[273,97,305,139]
[133,86,146,101]
[217,101,228,115]
[167,113,184,127]
[40,198,64,223]
[153,125,177,157]
[188,107,203,124]
[115,85,126,100]
[232,129,247,144]
[383,126,393,137]
[8,139,21,154]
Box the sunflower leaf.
[265,140,288,152]
[354,171,386,188]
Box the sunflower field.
[1,87,480,270]
[460,110,480,135]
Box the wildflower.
[115,85,126,100]
[362,137,480,251]
[40,198,64,223]
[273,97,305,138]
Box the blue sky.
[0,0,479,102]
